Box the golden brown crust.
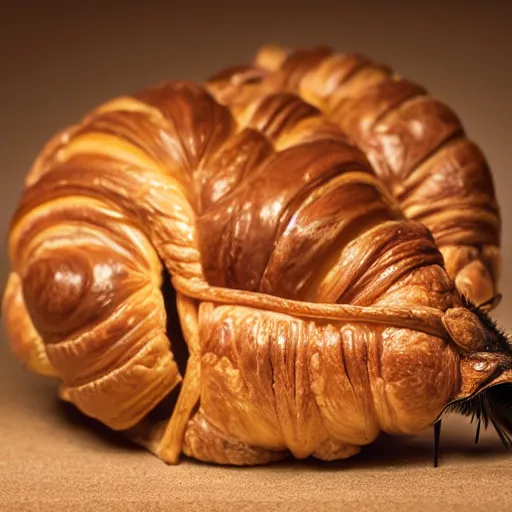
[210,44,501,307]
[2,273,57,377]
[2,49,508,465]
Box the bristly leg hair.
[445,385,512,451]
[453,293,512,448]
[486,384,512,450]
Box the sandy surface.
[1,332,511,511]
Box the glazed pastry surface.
[2,46,510,466]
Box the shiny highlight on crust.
[2,44,510,466]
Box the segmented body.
[207,44,501,307]
[2,52,504,465]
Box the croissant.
[2,48,512,467]
[207,44,502,309]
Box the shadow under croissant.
[54,399,508,469]
[55,399,143,452]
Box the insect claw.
[434,420,442,468]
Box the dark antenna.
[475,418,481,445]
[433,420,442,468]
[475,293,502,312]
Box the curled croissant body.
[207,44,502,310]
[2,80,511,466]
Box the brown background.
[1,1,511,510]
